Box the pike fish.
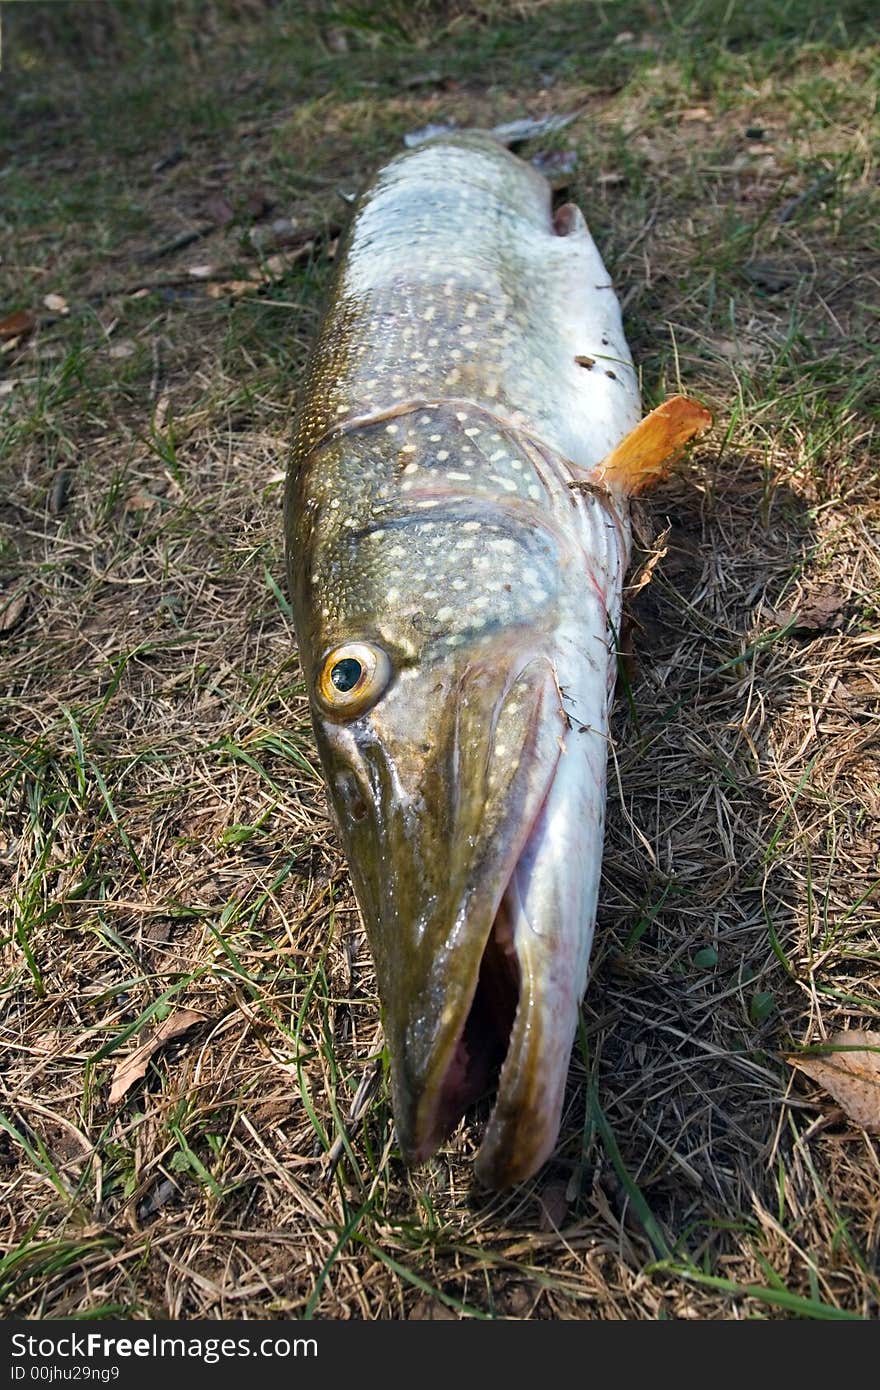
[285,133,709,1187]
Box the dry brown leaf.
[0,589,28,635]
[265,244,314,278]
[409,1297,457,1320]
[774,587,847,635]
[109,1008,206,1104]
[205,280,255,299]
[538,1179,569,1232]
[789,1030,880,1134]
[627,525,670,597]
[124,490,159,513]
[0,309,35,339]
[204,192,235,226]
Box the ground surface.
[1,0,878,1319]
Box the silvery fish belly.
[285,133,706,1187]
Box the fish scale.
[286,131,710,1186]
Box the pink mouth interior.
[419,891,522,1155]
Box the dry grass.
[1,0,878,1319]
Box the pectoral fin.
[590,394,712,496]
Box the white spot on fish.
[437,606,454,622]
[437,450,449,461]
[462,521,481,531]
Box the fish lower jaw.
[403,872,578,1190]
[406,895,522,1165]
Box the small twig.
[149,338,161,402]
[139,223,215,262]
[776,168,839,224]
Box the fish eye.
[317,641,391,718]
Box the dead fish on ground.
[285,133,710,1187]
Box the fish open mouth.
[417,889,523,1160]
[396,677,601,1189]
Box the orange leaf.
[0,309,35,340]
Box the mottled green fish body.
[286,134,641,1186]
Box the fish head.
[288,410,616,1184]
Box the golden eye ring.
[316,642,391,719]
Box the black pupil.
[330,658,363,693]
